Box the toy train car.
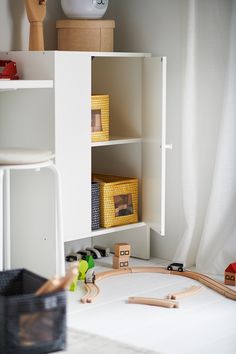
[167,263,184,272]
[85,269,96,284]
[65,253,81,262]
[93,245,110,257]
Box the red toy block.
[225,263,236,286]
[0,60,19,80]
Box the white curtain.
[174,0,236,274]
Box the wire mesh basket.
[91,181,100,230]
[0,269,66,354]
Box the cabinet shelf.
[78,51,151,58]
[91,136,142,147]
[0,80,53,91]
[91,221,147,238]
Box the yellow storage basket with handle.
[93,174,138,228]
[91,95,109,142]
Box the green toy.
[86,255,95,269]
[69,258,94,290]
[69,278,78,292]
[69,262,80,291]
[78,260,89,280]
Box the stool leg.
[0,170,3,271]
[3,170,11,270]
[48,165,65,277]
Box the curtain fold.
[174,0,236,274]
[196,0,236,274]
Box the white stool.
[0,148,65,276]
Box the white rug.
[58,328,159,354]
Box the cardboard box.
[56,19,115,51]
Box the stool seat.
[0,148,54,165]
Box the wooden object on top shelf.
[56,19,115,52]
[24,0,47,51]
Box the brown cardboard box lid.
[56,19,115,29]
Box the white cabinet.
[0,51,167,276]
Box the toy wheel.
[178,267,183,272]
[167,266,172,271]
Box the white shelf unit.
[0,51,167,276]
[0,80,53,91]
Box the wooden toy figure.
[114,243,131,257]
[113,256,129,269]
[24,0,47,50]
[113,243,131,269]
[224,263,236,286]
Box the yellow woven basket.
[93,174,138,228]
[91,95,109,142]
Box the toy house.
[113,243,131,269]
[224,263,236,286]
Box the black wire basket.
[0,269,66,354]
[91,182,100,230]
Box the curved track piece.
[81,267,236,303]
[128,296,179,308]
[81,283,100,303]
[171,270,236,300]
[167,285,202,299]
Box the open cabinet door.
[142,57,167,236]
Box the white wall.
[0,0,65,51]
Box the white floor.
[66,257,236,354]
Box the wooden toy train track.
[81,266,236,303]
[81,282,100,303]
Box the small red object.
[225,263,236,273]
[224,262,236,286]
[0,60,19,80]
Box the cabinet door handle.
[165,144,173,150]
